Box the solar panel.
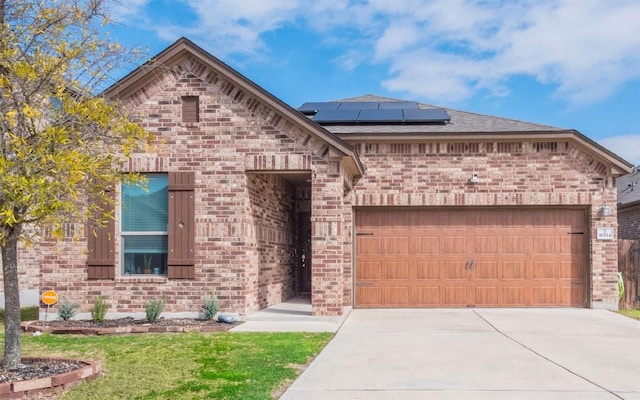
[338,102,379,110]
[312,109,361,123]
[378,102,419,109]
[297,102,340,114]
[402,108,450,122]
[357,109,404,122]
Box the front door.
[297,212,312,294]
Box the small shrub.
[58,300,78,321]
[21,306,40,321]
[91,296,109,322]
[202,293,219,320]
[0,306,40,322]
[145,297,165,322]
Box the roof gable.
[104,38,364,178]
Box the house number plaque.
[596,227,614,240]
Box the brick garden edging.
[21,321,237,335]
[0,357,101,399]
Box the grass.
[1,330,332,399]
[619,308,640,320]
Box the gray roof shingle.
[618,169,640,207]
[318,94,565,134]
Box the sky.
[107,0,640,166]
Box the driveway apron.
[280,309,640,400]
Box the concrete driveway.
[281,309,640,400]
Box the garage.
[355,208,586,308]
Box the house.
[8,38,632,318]
[618,168,640,239]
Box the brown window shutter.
[168,172,195,279]
[87,192,115,280]
[182,96,199,123]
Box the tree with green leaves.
[0,0,151,368]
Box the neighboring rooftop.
[618,168,640,207]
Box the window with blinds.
[121,174,168,275]
[182,96,199,123]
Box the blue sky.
[107,0,640,166]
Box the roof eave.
[334,129,631,177]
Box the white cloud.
[129,0,640,106]
[598,135,640,166]
[373,1,640,105]
[107,0,150,23]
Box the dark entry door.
[297,212,312,294]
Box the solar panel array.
[297,102,450,124]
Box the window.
[182,96,199,123]
[121,174,168,275]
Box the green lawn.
[619,308,640,321]
[1,329,332,399]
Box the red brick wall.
[30,55,350,317]
[246,173,297,310]
[350,140,620,309]
[618,205,640,240]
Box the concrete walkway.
[230,297,350,332]
[281,308,640,400]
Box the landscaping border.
[21,321,237,335]
[0,358,101,399]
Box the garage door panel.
[532,261,559,279]
[416,212,443,226]
[357,237,383,255]
[532,287,558,305]
[443,261,468,280]
[443,212,473,227]
[357,286,382,307]
[385,262,410,280]
[385,237,410,255]
[417,261,441,279]
[533,212,558,227]
[386,287,410,306]
[502,287,526,305]
[474,286,499,306]
[415,236,441,254]
[444,287,470,305]
[443,236,468,253]
[355,208,586,308]
[570,260,584,279]
[357,261,382,280]
[502,261,526,279]
[502,210,532,228]
[415,287,441,306]
[475,236,498,254]
[385,212,415,229]
[501,236,526,253]
[475,211,499,227]
[475,261,499,280]
[532,236,557,254]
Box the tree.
[0,0,151,367]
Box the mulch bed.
[0,359,87,384]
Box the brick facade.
[3,38,629,317]
[619,205,640,240]
[349,140,620,308]
[14,50,354,317]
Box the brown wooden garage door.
[355,208,586,308]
